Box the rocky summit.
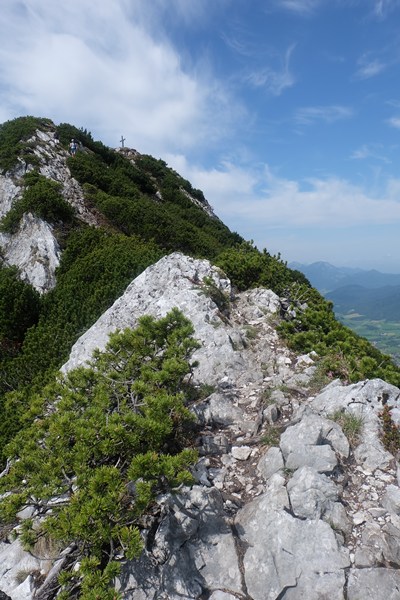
[1,252,400,600]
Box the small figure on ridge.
[69,138,77,157]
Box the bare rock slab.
[347,567,400,600]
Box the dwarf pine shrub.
[0,309,199,600]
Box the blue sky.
[1,0,400,271]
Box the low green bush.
[0,116,53,173]
[215,241,309,295]
[0,265,40,356]
[0,171,74,233]
[0,309,199,600]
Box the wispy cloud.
[273,0,322,16]
[372,0,400,19]
[273,0,400,20]
[386,99,400,109]
[350,144,390,163]
[355,56,387,79]
[294,105,353,126]
[386,117,400,129]
[0,0,241,154]
[245,44,296,96]
[131,0,226,31]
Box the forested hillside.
[0,117,305,459]
[327,284,400,321]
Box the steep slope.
[0,117,239,294]
[0,117,304,388]
[1,254,400,600]
[1,116,400,599]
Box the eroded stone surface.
[0,129,95,292]
[347,567,400,600]
[1,253,400,600]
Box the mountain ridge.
[290,260,400,293]
[1,116,400,600]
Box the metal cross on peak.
[120,135,126,148]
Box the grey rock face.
[2,253,400,600]
[279,410,349,473]
[117,486,243,600]
[0,174,20,218]
[311,379,399,473]
[0,213,61,293]
[354,520,400,567]
[287,465,338,519]
[347,568,400,600]
[196,392,244,427]
[236,493,349,600]
[34,130,98,227]
[0,539,49,600]
[383,484,400,516]
[0,129,97,292]
[0,163,61,293]
[61,253,268,387]
[257,446,284,479]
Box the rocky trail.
[1,254,400,600]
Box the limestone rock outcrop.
[0,213,61,293]
[0,128,220,294]
[1,253,400,600]
[0,129,98,293]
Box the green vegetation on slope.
[66,147,242,258]
[1,116,400,596]
[215,242,309,295]
[0,228,162,463]
[0,264,40,357]
[277,283,400,387]
[0,116,53,173]
[0,171,75,233]
[0,309,198,600]
[1,117,399,441]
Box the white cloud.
[386,117,400,129]
[294,105,353,126]
[165,155,400,230]
[372,0,400,18]
[0,0,241,154]
[386,99,400,109]
[350,144,390,163]
[245,44,296,96]
[130,0,224,27]
[274,0,322,15]
[355,57,386,79]
[273,0,400,20]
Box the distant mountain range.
[326,284,400,321]
[289,261,400,294]
[289,261,400,321]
